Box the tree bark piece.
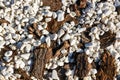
[100,30,116,49]
[75,53,92,79]
[31,47,47,80]
[96,50,117,80]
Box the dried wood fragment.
[14,68,30,80]
[0,19,10,24]
[31,47,47,79]
[28,23,42,39]
[75,53,92,79]
[76,0,87,8]
[42,0,62,11]
[100,30,116,49]
[96,50,117,80]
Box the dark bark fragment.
[30,47,47,79]
[42,0,62,11]
[14,68,30,80]
[28,23,42,39]
[75,53,92,79]
[116,6,120,15]
[100,30,116,49]
[96,50,117,80]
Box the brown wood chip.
[0,19,10,24]
[31,47,47,79]
[100,30,116,49]
[96,50,117,80]
[42,0,62,11]
[28,23,42,39]
[75,53,92,79]
[14,68,30,80]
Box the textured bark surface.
[31,47,47,80]
[96,50,117,80]
[100,30,116,49]
[28,23,42,39]
[75,53,92,79]
[42,0,62,11]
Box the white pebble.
[62,34,71,41]
[50,34,58,40]
[45,36,51,47]
[58,29,65,38]
[4,51,13,57]
[52,70,59,80]
[0,41,5,48]
[25,44,31,52]
[65,70,72,76]
[88,57,93,63]
[57,10,65,21]
[20,53,30,60]
[42,29,49,35]
[90,69,97,75]
[57,61,64,66]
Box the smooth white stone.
[19,60,25,69]
[87,13,93,17]
[0,26,3,32]
[38,25,43,30]
[53,12,57,19]
[45,18,51,22]
[116,22,120,28]
[88,57,93,63]
[64,56,69,63]
[90,69,97,74]
[47,11,53,17]
[57,10,65,21]
[85,49,91,55]
[70,12,76,17]
[0,74,5,80]
[61,49,67,54]
[51,64,58,69]
[45,36,51,47]
[57,61,64,66]
[62,34,71,41]
[42,29,49,35]
[52,70,59,80]
[70,39,76,46]
[0,41,5,48]
[4,51,13,57]
[25,44,31,52]
[0,36,4,40]
[67,8,70,13]
[50,34,58,40]
[20,53,30,60]
[58,29,65,38]
[65,70,72,76]
[28,34,33,38]
[83,76,92,80]
[78,27,86,33]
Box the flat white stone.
[50,34,58,40]
[57,61,64,66]
[25,44,31,52]
[52,70,59,80]
[4,51,13,57]
[88,57,93,63]
[53,12,57,19]
[20,53,30,60]
[45,36,51,47]
[90,69,97,74]
[57,10,65,21]
[38,25,43,30]
[62,34,71,41]
[65,70,72,76]
[0,41,5,48]
[42,29,49,35]
[58,29,65,38]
